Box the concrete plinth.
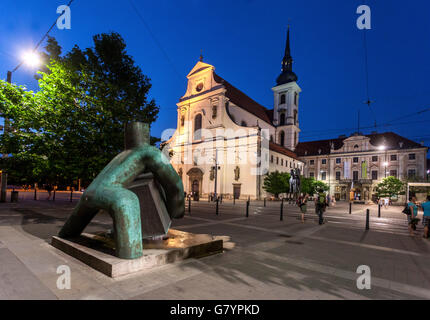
[51,230,223,278]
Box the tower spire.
[276,26,298,85]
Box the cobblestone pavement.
[0,195,429,300]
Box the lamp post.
[1,51,41,202]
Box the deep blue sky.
[1,0,430,150]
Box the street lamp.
[1,50,41,202]
[383,162,389,178]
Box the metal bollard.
[366,209,370,230]
[216,198,219,216]
[280,198,284,221]
[246,199,249,218]
[378,204,381,218]
[349,202,352,214]
[188,197,191,214]
[53,188,56,202]
[70,189,73,202]
[34,187,37,201]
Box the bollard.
[233,197,236,205]
[53,188,56,202]
[246,199,249,218]
[280,198,284,221]
[70,189,73,202]
[349,202,352,215]
[378,204,381,218]
[264,198,266,207]
[34,187,37,201]
[366,209,370,230]
[216,198,219,216]
[188,197,191,214]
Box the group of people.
[297,189,329,225]
[406,196,430,238]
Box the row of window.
[270,155,300,170]
[309,169,417,181]
[308,153,416,166]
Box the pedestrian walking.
[299,194,309,223]
[315,189,327,225]
[384,198,389,209]
[407,197,419,236]
[326,194,331,208]
[45,184,53,200]
[420,196,430,239]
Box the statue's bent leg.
[59,199,99,238]
[105,188,143,260]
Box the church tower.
[272,26,301,150]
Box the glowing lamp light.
[378,146,386,151]
[22,51,41,68]
[383,162,389,167]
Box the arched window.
[280,94,286,105]
[280,131,285,147]
[181,116,185,127]
[280,113,286,126]
[194,114,202,140]
[294,92,298,105]
[294,110,298,125]
[270,135,274,143]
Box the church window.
[322,159,327,165]
[280,113,286,126]
[310,160,315,165]
[280,131,285,147]
[354,145,359,149]
[336,158,341,164]
[212,106,217,119]
[336,171,341,180]
[270,135,274,142]
[276,157,279,165]
[353,157,359,163]
[194,114,202,140]
[196,83,204,92]
[181,116,185,127]
[280,94,286,105]
[271,155,274,163]
[294,110,298,125]
[294,92,298,105]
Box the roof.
[295,132,427,157]
[269,142,300,160]
[213,73,273,124]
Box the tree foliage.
[0,32,159,188]
[374,176,405,199]
[263,171,290,198]
[300,177,329,196]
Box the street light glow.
[22,51,41,68]
[383,162,388,167]
[378,146,386,151]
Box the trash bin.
[11,191,19,203]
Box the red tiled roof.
[213,73,273,124]
[269,142,300,160]
[296,132,427,157]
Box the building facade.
[296,133,428,202]
[165,28,304,200]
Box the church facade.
[165,28,304,200]
[165,29,428,201]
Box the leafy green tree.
[374,176,405,199]
[263,171,290,198]
[300,177,329,196]
[0,32,159,188]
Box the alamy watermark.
[56,265,71,290]
[57,5,71,30]
[356,265,371,290]
[356,5,371,30]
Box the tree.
[300,177,329,196]
[374,176,405,199]
[0,32,160,188]
[263,171,290,198]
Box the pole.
[70,188,73,202]
[366,209,370,230]
[188,197,191,214]
[349,202,352,214]
[53,188,56,202]
[246,199,249,218]
[216,197,219,216]
[378,204,381,218]
[280,198,284,221]
[214,150,218,200]
[0,172,7,203]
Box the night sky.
[1,0,429,155]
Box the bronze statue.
[58,122,185,260]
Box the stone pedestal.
[51,230,223,278]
